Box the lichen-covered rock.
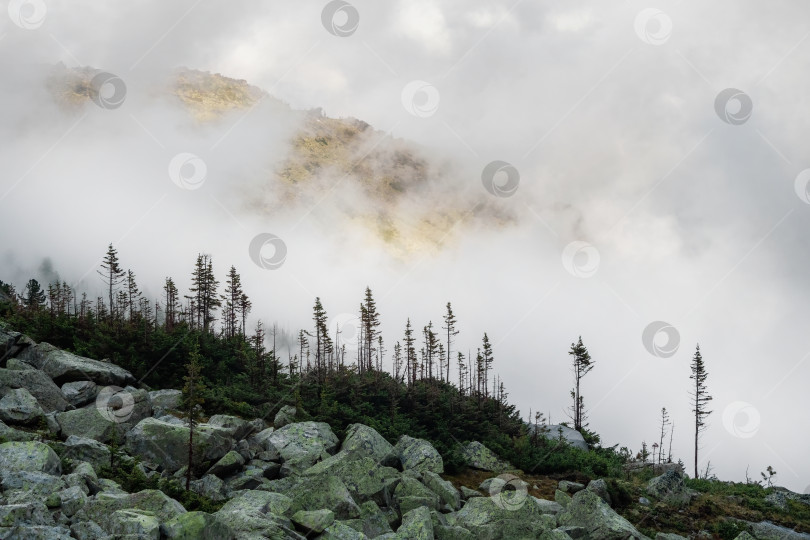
[423,471,461,510]
[394,476,440,511]
[63,435,111,470]
[587,479,612,506]
[206,449,245,477]
[125,417,233,473]
[646,470,696,505]
[732,533,757,540]
[533,497,564,516]
[55,407,122,444]
[341,423,399,467]
[0,418,37,441]
[288,476,361,519]
[190,474,227,502]
[303,451,400,504]
[558,480,585,494]
[60,380,98,407]
[460,441,513,473]
[214,490,299,539]
[148,389,182,416]
[750,520,810,539]
[224,468,270,494]
[655,533,689,539]
[75,489,186,524]
[319,520,368,539]
[70,520,107,540]
[108,509,160,539]
[435,524,476,539]
[0,387,45,425]
[56,485,87,517]
[397,506,434,540]
[264,421,339,463]
[453,493,550,533]
[395,435,443,474]
[346,500,394,538]
[555,489,572,507]
[274,405,298,428]
[207,414,251,440]
[161,510,234,539]
[3,471,67,503]
[0,500,54,528]
[4,525,73,539]
[538,424,589,450]
[557,489,650,539]
[0,441,61,476]
[21,342,136,386]
[460,486,482,500]
[292,509,335,534]
[0,367,70,413]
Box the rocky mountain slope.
[45,64,512,258]
[1,323,808,539]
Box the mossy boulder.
[161,511,234,539]
[292,509,335,534]
[460,441,513,473]
[397,506,434,540]
[341,423,399,467]
[557,489,650,539]
[75,489,186,524]
[0,441,61,476]
[395,435,443,474]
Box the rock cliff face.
[0,324,806,539]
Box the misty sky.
[1,0,809,493]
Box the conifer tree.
[98,243,125,318]
[658,407,671,466]
[404,319,416,386]
[163,277,179,330]
[182,341,206,490]
[442,302,458,383]
[221,266,245,339]
[189,254,220,333]
[568,336,594,431]
[690,344,712,479]
[125,270,141,320]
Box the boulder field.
[0,324,804,539]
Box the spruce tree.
[442,302,458,383]
[23,278,47,310]
[568,336,594,431]
[182,342,206,490]
[98,243,125,319]
[689,344,712,479]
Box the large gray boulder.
[396,506,434,540]
[749,520,810,539]
[21,342,136,386]
[0,387,45,425]
[149,389,182,416]
[161,510,234,539]
[287,475,361,519]
[207,414,251,440]
[303,450,400,505]
[62,435,112,470]
[0,367,70,413]
[214,490,300,539]
[0,500,55,528]
[423,471,461,510]
[108,509,161,539]
[395,435,443,474]
[0,418,38,441]
[542,424,589,451]
[125,417,233,473]
[461,441,513,473]
[55,406,122,444]
[0,441,61,476]
[60,381,98,407]
[453,494,555,538]
[74,489,186,524]
[557,488,650,539]
[273,405,298,428]
[646,470,697,505]
[264,421,339,462]
[341,423,399,467]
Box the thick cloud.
[1,0,809,491]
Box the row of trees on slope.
[1,243,713,478]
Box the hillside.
[1,293,809,538]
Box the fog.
[1,0,809,493]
